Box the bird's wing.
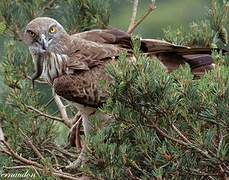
[66,36,126,70]
[53,29,220,107]
[54,35,124,107]
[71,28,132,49]
[71,29,217,76]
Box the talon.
[68,115,82,149]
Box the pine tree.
[0,0,228,179]
[0,0,110,179]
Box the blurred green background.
[110,0,209,38]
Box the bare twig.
[52,150,60,169]
[147,124,189,146]
[1,140,43,168]
[19,129,45,161]
[65,145,86,169]
[4,164,84,180]
[147,124,214,160]
[1,140,86,179]
[172,124,192,144]
[25,105,66,125]
[52,88,72,128]
[127,2,156,34]
[0,122,5,141]
[128,0,139,32]
[43,97,55,108]
[3,165,35,170]
[42,0,55,11]
[49,145,78,158]
[219,164,227,180]
[183,168,219,177]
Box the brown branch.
[3,165,35,170]
[25,105,66,125]
[42,0,55,11]
[19,129,45,161]
[172,124,192,144]
[128,0,139,32]
[50,145,78,158]
[1,140,43,168]
[43,97,55,108]
[147,124,189,146]
[127,2,156,34]
[1,140,86,179]
[52,150,60,169]
[184,168,218,177]
[219,164,227,180]
[147,124,213,160]
[3,164,85,180]
[0,122,5,141]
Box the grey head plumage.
[24,17,70,86]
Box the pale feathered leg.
[66,107,94,169]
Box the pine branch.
[1,140,43,168]
[42,0,55,11]
[127,1,156,34]
[19,128,45,161]
[25,105,68,126]
[127,0,139,33]
[171,124,192,144]
[1,140,88,179]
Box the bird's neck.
[39,52,69,84]
[49,34,71,54]
[32,34,73,85]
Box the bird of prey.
[24,17,216,166]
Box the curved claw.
[65,146,86,169]
[68,114,83,148]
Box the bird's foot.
[68,114,83,148]
[65,146,86,169]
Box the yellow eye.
[49,26,56,33]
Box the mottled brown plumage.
[54,29,215,107]
[23,17,223,114]
[53,63,111,108]
[24,17,218,108]
[24,17,221,165]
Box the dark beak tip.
[42,43,48,51]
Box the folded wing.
[72,28,217,76]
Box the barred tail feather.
[151,52,215,77]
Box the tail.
[141,39,225,76]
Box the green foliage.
[0,0,228,179]
[84,45,229,179]
[163,0,229,48]
[0,0,110,178]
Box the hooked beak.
[39,34,48,50]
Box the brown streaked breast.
[53,64,110,108]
